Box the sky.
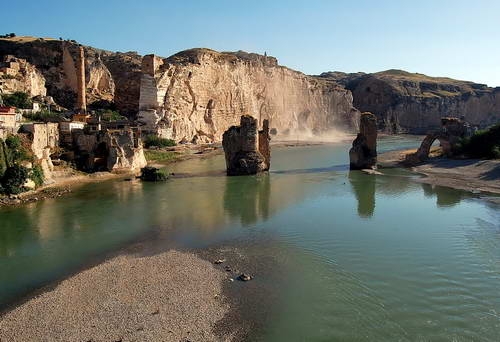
[2,0,499,86]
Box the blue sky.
[2,0,499,86]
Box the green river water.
[1,136,499,341]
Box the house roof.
[0,106,16,113]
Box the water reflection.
[224,175,271,225]
[348,171,375,218]
[421,183,472,208]
[349,169,473,218]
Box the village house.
[0,106,20,130]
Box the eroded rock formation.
[138,49,359,143]
[349,112,378,170]
[222,115,270,176]
[0,55,46,97]
[321,69,500,133]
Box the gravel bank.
[0,250,232,342]
[378,150,500,195]
[413,158,500,195]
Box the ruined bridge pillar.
[349,112,378,170]
[222,115,271,176]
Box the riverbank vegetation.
[140,166,168,181]
[0,135,44,195]
[144,150,180,163]
[143,135,176,148]
[458,124,500,159]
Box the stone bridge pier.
[406,117,471,164]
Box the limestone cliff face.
[0,56,46,97]
[0,37,140,115]
[322,70,500,133]
[138,49,359,142]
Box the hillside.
[320,70,500,133]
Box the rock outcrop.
[405,117,472,164]
[0,55,46,97]
[222,115,270,176]
[138,49,359,143]
[0,37,139,115]
[349,112,378,170]
[320,69,500,133]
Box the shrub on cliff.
[5,135,34,163]
[100,110,125,122]
[140,166,168,182]
[459,124,500,159]
[23,110,62,122]
[30,165,45,187]
[144,135,176,148]
[3,92,32,109]
[0,139,11,177]
[1,164,29,195]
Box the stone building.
[73,127,146,172]
[20,122,60,181]
[0,106,18,129]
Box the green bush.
[5,135,33,163]
[30,164,45,187]
[459,124,500,159]
[23,110,62,122]
[3,92,32,109]
[1,164,29,195]
[140,166,168,182]
[0,139,10,176]
[144,150,179,163]
[5,135,21,150]
[144,135,176,148]
[99,110,125,122]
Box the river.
[1,136,499,341]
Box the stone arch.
[414,133,452,160]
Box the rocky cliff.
[138,49,360,143]
[6,36,497,139]
[321,70,500,133]
[0,55,46,97]
[0,37,142,116]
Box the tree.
[1,164,29,194]
[3,92,32,109]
